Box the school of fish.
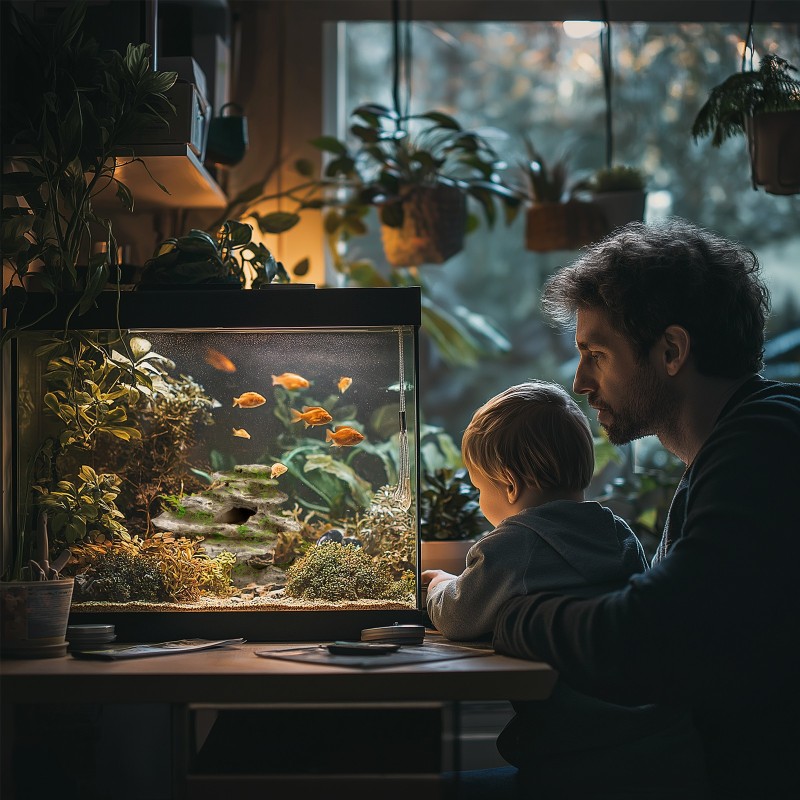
[224,359,363,448]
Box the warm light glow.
[562,21,604,39]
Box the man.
[493,219,800,799]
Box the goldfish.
[326,426,365,447]
[232,392,266,408]
[291,406,333,428]
[205,347,237,373]
[272,372,310,391]
[232,428,251,439]
[270,463,288,479]
[337,376,352,394]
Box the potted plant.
[521,138,607,252]
[1,0,178,319]
[1,2,179,651]
[691,53,800,195]
[0,512,73,658]
[272,103,523,268]
[587,165,647,231]
[139,220,289,287]
[419,467,489,575]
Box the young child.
[423,381,705,797]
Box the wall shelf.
[94,144,227,211]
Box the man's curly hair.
[541,219,770,378]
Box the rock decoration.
[151,464,301,587]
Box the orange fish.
[205,347,237,373]
[337,376,352,394]
[291,406,333,428]
[326,426,365,447]
[272,372,310,391]
[232,428,251,439]
[270,463,288,479]
[232,392,266,408]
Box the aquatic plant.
[100,349,217,533]
[71,531,237,602]
[33,464,127,544]
[284,542,411,602]
[272,529,311,565]
[39,336,143,449]
[76,549,169,603]
[355,485,416,580]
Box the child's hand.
[421,569,456,593]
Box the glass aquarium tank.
[1,287,423,640]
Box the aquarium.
[2,287,423,640]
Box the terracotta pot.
[420,540,476,576]
[381,185,467,266]
[591,190,647,232]
[0,578,74,659]
[525,200,607,252]
[746,110,800,196]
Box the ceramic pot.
[525,200,607,252]
[746,110,800,196]
[420,540,476,576]
[0,578,74,659]
[381,185,467,266]
[591,190,647,231]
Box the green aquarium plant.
[139,220,290,287]
[0,1,177,324]
[284,542,413,602]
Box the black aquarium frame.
[4,286,426,641]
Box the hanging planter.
[525,201,608,252]
[744,110,800,195]
[691,54,800,196]
[380,185,467,266]
[587,165,648,232]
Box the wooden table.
[1,640,557,799]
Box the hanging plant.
[584,165,647,232]
[691,54,800,195]
[521,138,606,253]
[279,104,524,267]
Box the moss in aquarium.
[75,550,169,603]
[284,542,411,602]
[71,532,237,602]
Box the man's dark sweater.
[493,376,800,799]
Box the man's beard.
[591,360,676,446]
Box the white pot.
[592,190,647,231]
[420,540,475,576]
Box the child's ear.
[505,474,520,503]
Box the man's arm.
[493,401,800,712]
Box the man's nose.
[573,362,592,395]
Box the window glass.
[338,20,800,446]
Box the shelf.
[4,143,227,212]
[94,144,227,211]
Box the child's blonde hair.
[461,380,594,493]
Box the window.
[333,18,800,445]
